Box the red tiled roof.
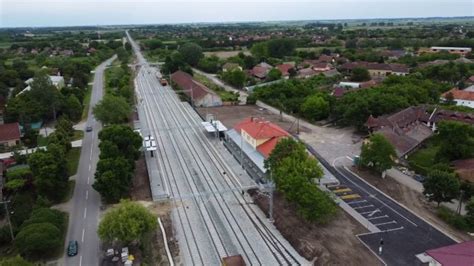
[442,88,474,101]
[0,122,21,141]
[468,75,474,83]
[235,117,289,139]
[171,70,217,100]
[340,61,409,73]
[276,64,293,76]
[251,66,269,79]
[234,117,290,158]
[257,136,286,158]
[425,241,474,266]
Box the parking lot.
[328,185,404,233]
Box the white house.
[441,88,474,108]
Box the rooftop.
[0,122,21,142]
[425,241,474,266]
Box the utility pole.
[1,201,14,241]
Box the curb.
[343,166,462,243]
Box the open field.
[204,50,250,59]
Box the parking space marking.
[348,199,367,205]
[333,188,352,193]
[374,221,397,226]
[341,194,361,200]
[360,210,378,215]
[353,204,375,210]
[383,226,404,232]
[368,215,388,220]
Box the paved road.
[128,32,305,265]
[64,55,116,266]
[304,145,457,266]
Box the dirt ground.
[352,167,473,242]
[249,190,382,266]
[131,154,152,201]
[196,105,310,135]
[129,158,176,265]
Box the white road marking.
[348,200,367,205]
[338,167,419,227]
[353,204,375,210]
[384,226,404,232]
[87,176,90,185]
[346,156,354,161]
[88,164,91,171]
[83,208,87,219]
[81,228,85,242]
[79,255,83,266]
[374,221,397,226]
[85,190,89,200]
[368,215,389,220]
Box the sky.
[0,0,473,28]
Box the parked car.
[67,240,78,256]
[86,126,93,132]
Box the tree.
[93,157,134,203]
[267,68,282,81]
[466,197,474,227]
[15,223,62,258]
[250,42,269,60]
[28,151,68,201]
[360,133,396,173]
[64,95,82,122]
[300,95,330,121]
[350,67,371,82]
[267,138,337,223]
[20,208,65,230]
[98,125,142,161]
[265,138,307,172]
[178,43,203,66]
[55,117,74,138]
[266,39,296,58]
[93,94,131,125]
[436,121,474,162]
[98,200,157,244]
[197,56,220,73]
[423,170,460,207]
[0,256,33,266]
[221,69,246,88]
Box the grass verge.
[437,206,473,232]
[72,130,84,141]
[81,85,92,121]
[66,147,81,177]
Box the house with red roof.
[250,62,273,80]
[0,122,21,148]
[417,241,474,266]
[275,63,294,78]
[171,70,222,107]
[234,117,289,158]
[441,88,474,108]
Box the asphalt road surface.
[304,144,457,266]
[128,31,306,265]
[64,55,116,266]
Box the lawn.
[81,85,92,121]
[193,73,238,102]
[72,130,84,141]
[66,147,81,177]
[407,136,441,175]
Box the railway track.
[131,34,305,265]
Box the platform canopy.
[201,121,227,133]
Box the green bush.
[437,206,472,232]
[6,168,32,180]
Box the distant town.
[0,15,473,266]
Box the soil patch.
[352,167,473,242]
[249,189,382,266]
[131,154,152,201]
